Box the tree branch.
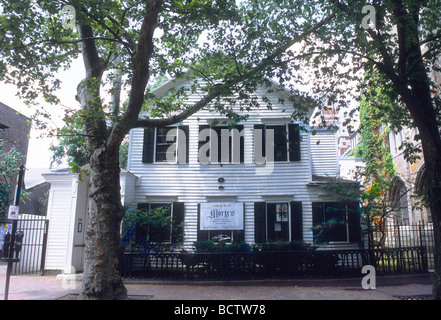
[106,0,163,149]
[133,9,337,128]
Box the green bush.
[193,240,253,253]
[193,240,313,253]
[257,241,313,252]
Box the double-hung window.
[198,125,245,164]
[312,202,361,244]
[135,202,185,244]
[142,126,189,164]
[254,123,301,162]
[254,201,303,243]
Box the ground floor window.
[254,201,303,243]
[122,202,185,251]
[312,202,361,244]
[266,203,290,241]
[197,203,245,243]
[137,203,172,242]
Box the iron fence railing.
[371,220,435,269]
[0,215,49,275]
[120,247,428,279]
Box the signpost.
[3,164,25,300]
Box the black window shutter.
[254,124,266,162]
[288,123,301,161]
[172,202,185,243]
[254,202,266,243]
[198,125,211,163]
[235,125,245,164]
[178,126,189,164]
[142,127,155,163]
[312,202,324,243]
[290,201,303,241]
[233,230,244,242]
[347,201,362,243]
[197,204,209,241]
[233,202,245,242]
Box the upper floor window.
[254,123,301,162]
[142,126,189,164]
[141,123,301,165]
[198,125,245,164]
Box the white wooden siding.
[127,79,340,248]
[44,182,73,270]
[310,131,339,177]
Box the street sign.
[7,206,19,220]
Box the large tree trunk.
[401,90,441,299]
[79,146,128,300]
[74,2,162,300]
[419,135,441,300]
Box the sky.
[0,58,85,169]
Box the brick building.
[0,102,31,160]
[0,102,31,211]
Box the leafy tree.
[290,1,441,299]
[0,1,332,299]
[49,125,129,169]
[2,0,441,299]
[355,73,399,245]
[0,138,24,219]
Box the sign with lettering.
[200,203,244,230]
[8,206,19,220]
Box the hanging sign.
[200,203,244,230]
[7,206,19,220]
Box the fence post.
[40,220,49,275]
[396,222,403,273]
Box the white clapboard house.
[42,77,361,274]
[126,77,361,251]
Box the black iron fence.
[120,220,434,279]
[0,215,49,275]
[120,246,428,279]
[370,220,435,269]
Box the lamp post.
[3,164,25,300]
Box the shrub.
[193,240,312,253]
[193,240,253,253]
[257,241,313,252]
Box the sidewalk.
[0,263,434,300]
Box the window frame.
[142,126,189,164]
[254,123,301,163]
[154,127,182,164]
[265,202,291,242]
[139,202,173,243]
[198,124,245,164]
[312,202,350,243]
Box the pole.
[4,164,25,300]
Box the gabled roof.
[146,74,316,120]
